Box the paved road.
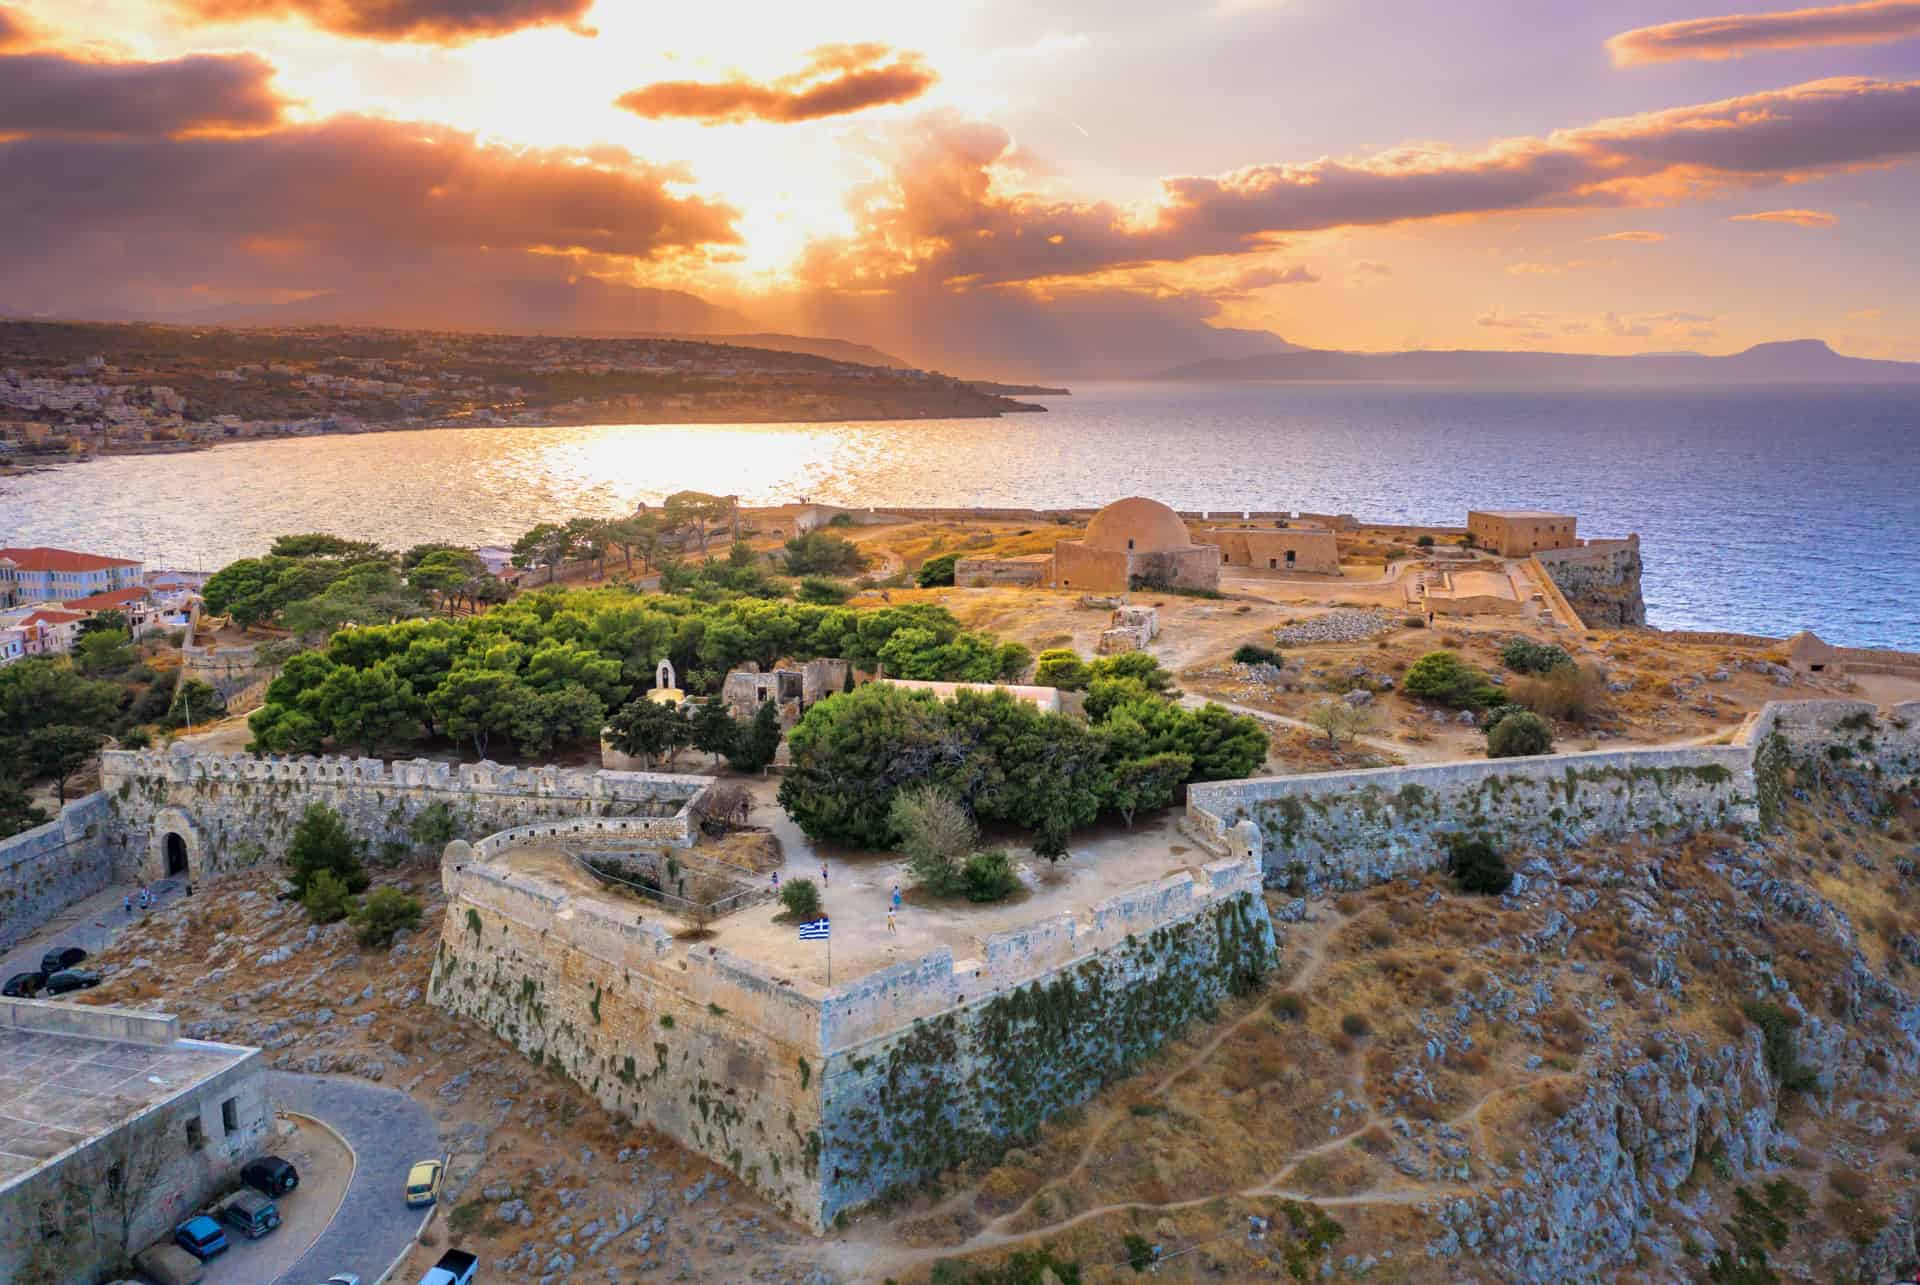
[268,1072,442,1285]
[0,876,185,982]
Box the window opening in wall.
[187,1117,205,1149]
[221,1097,238,1134]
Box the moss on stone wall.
[816,891,1274,1220]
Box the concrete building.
[0,1000,268,1282]
[1466,511,1578,557]
[952,553,1052,587]
[0,548,143,609]
[1052,496,1219,593]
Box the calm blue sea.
[2,381,1914,648]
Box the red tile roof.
[61,587,151,610]
[20,609,85,627]
[0,546,141,572]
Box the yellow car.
[405,1160,443,1208]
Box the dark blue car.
[175,1214,229,1260]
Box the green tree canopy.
[286,803,368,898]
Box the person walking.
[891,885,902,913]
[820,862,829,888]
[139,886,151,910]
[123,892,133,916]
[886,907,897,934]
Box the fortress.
[0,699,1912,1231]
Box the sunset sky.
[4,0,1919,376]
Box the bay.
[3,381,1914,648]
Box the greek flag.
[798,918,831,941]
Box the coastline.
[0,394,1055,473]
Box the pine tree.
[728,699,783,774]
[286,803,368,897]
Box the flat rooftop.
[1471,510,1574,520]
[0,1003,253,1190]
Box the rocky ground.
[809,756,1920,1283]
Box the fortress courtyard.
[491,775,1200,990]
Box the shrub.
[891,786,977,895]
[301,869,354,924]
[1033,648,1091,691]
[1512,663,1607,725]
[1828,1169,1870,1201]
[1340,1012,1370,1038]
[1404,651,1501,709]
[1486,708,1554,758]
[1271,992,1306,1021]
[917,552,959,588]
[1415,534,1435,548]
[353,886,423,945]
[1446,833,1512,894]
[1741,1000,1818,1093]
[783,532,866,576]
[960,850,1020,903]
[1232,643,1283,667]
[287,803,368,897]
[795,576,852,605]
[780,878,821,920]
[1499,638,1573,674]
[119,727,152,750]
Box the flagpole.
[826,925,832,987]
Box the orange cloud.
[0,5,34,51]
[0,50,287,138]
[1590,230,1667,242]
[1729,208,1838,225]
[173,0,594,44]
[0,114,740,316]
[1608,0,1920,65]
[800,78,1920,291]
[616,44,936,126]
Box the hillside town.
[0,322,1045,467]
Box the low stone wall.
[428,840,1272,1230]
[1190,747,1753,892]
[1655,630,1783,650]
[0,793,115,951]
[98,749,709,884]
[1188,699,1918,892]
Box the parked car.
[404,1158,443,1207]
[174,1214,229,1260]
[243,1154,300,1196]
[2,972,45,998]
[40,945,86,975]
[215,1189,282,1239]
[44,969,102,995]
[418,1249,478,1285]
[314,1275,362,1285]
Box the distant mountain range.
[1147,339,1920,383]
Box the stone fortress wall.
[0,792,116,952]
[1187,698,1920,893]
[1531,536,1646,628]
[95,748,711,886]
[428,830,1272,1230]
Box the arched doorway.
[164,832,189,878]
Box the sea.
[3,381,1915,649]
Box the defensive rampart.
[427,839,1272,1230]
[0,793,115,952]
[1533,537,1645,628]
[97,748,710,885]
[1187,698,1920,892]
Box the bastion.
[425,820,1275,1230]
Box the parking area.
[195,1113,353,1285]
[0,876,185,987]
